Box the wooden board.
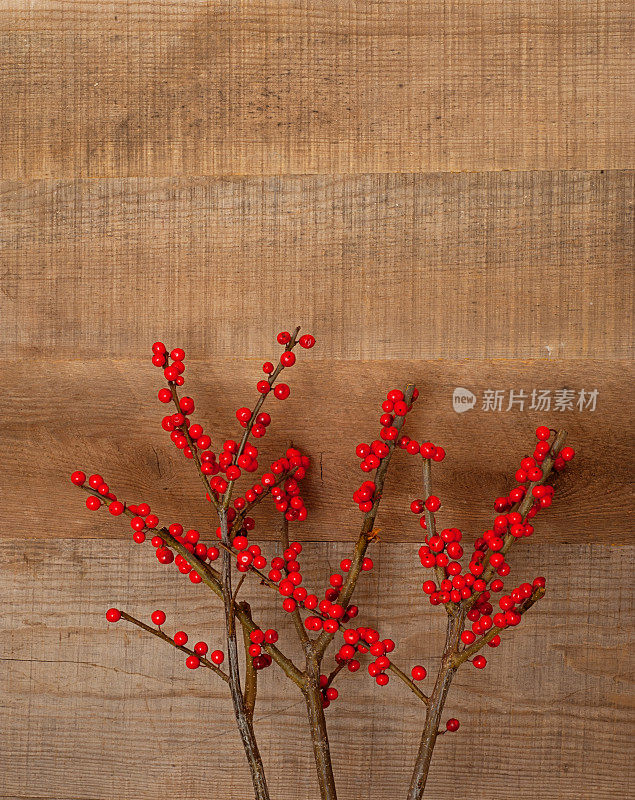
[0,1,631,177]
[0,1,631,798]
[0,539,632,800]
[1,171,632,360]
[2,358,631,544]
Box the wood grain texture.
[1,538,632,800]
[1,171,632,360]
[2,358,631,544]
[0,1,632,178]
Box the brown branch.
[465,429,567,610]
[312,383,416,662]
[387,662,430,705]
[117,610,229,682]
[281,517,311,648]
[421,457,456,617]
[77,486,305,688]
[218,508,270,800]
[166,377,220,511]
[304,654,338,800]
[240,602,258,723]
[222,326,302,510]
[407,614,462,800]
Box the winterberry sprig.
[70,330,577,800]
[106,608,229,680]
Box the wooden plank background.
[0,2,632,799]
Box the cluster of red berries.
[401,439,446,462]
[459,575,546,656]
[247,628,279,671]
[71,471,128,516]
[335,627,396,687]
[105,608,224,671]
[254,330,315,401]
[493,427,575,518]
[419,527,480,604]
[152,344,189,406]
[269,543,361,625]
[414,426,576,612]
[410,494,442,527]
[352,388,419,510]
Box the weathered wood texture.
[0,539,632,800]
[1,171,632,360]
[0,1,631,177]
[3,358,631,544]
[1,1,632,797]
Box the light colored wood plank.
[1,171,632,360]
[0,1,631,177]
[0,538,632,799]
[2,358,631,543]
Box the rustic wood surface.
[1,540,632,800]
[0,1,632,177]
[1,171,632,360]
[2,358,632,544]
[0,0,632,798]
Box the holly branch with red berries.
[70,327,575,800]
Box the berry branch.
[69,331,576,800]
[109,609,229,681]
[421,458,455,616]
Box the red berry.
[86,496,101,511]
[151,610,166,626]
[274,383,290,400]
[109,501,124,516]
[299,334,315,349]
[194,641,208,656]
[210,650,224,664]
[472,655,487,669]
[71,471,86,485]
[411,665,427,681]
[376,673,389,686]
[105,608,121,622]
[277,331,291,345]
[432,447,446,462]
[446,718,460,732]
[158,388,172,403]
[152,342,166,355]
[425,495,441,512]
[185,655,200,669]
[280,351,296,367]
[179,397,195,414]
[174,631,188,646]
[560,446,575,461]
[536,425,550,441]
